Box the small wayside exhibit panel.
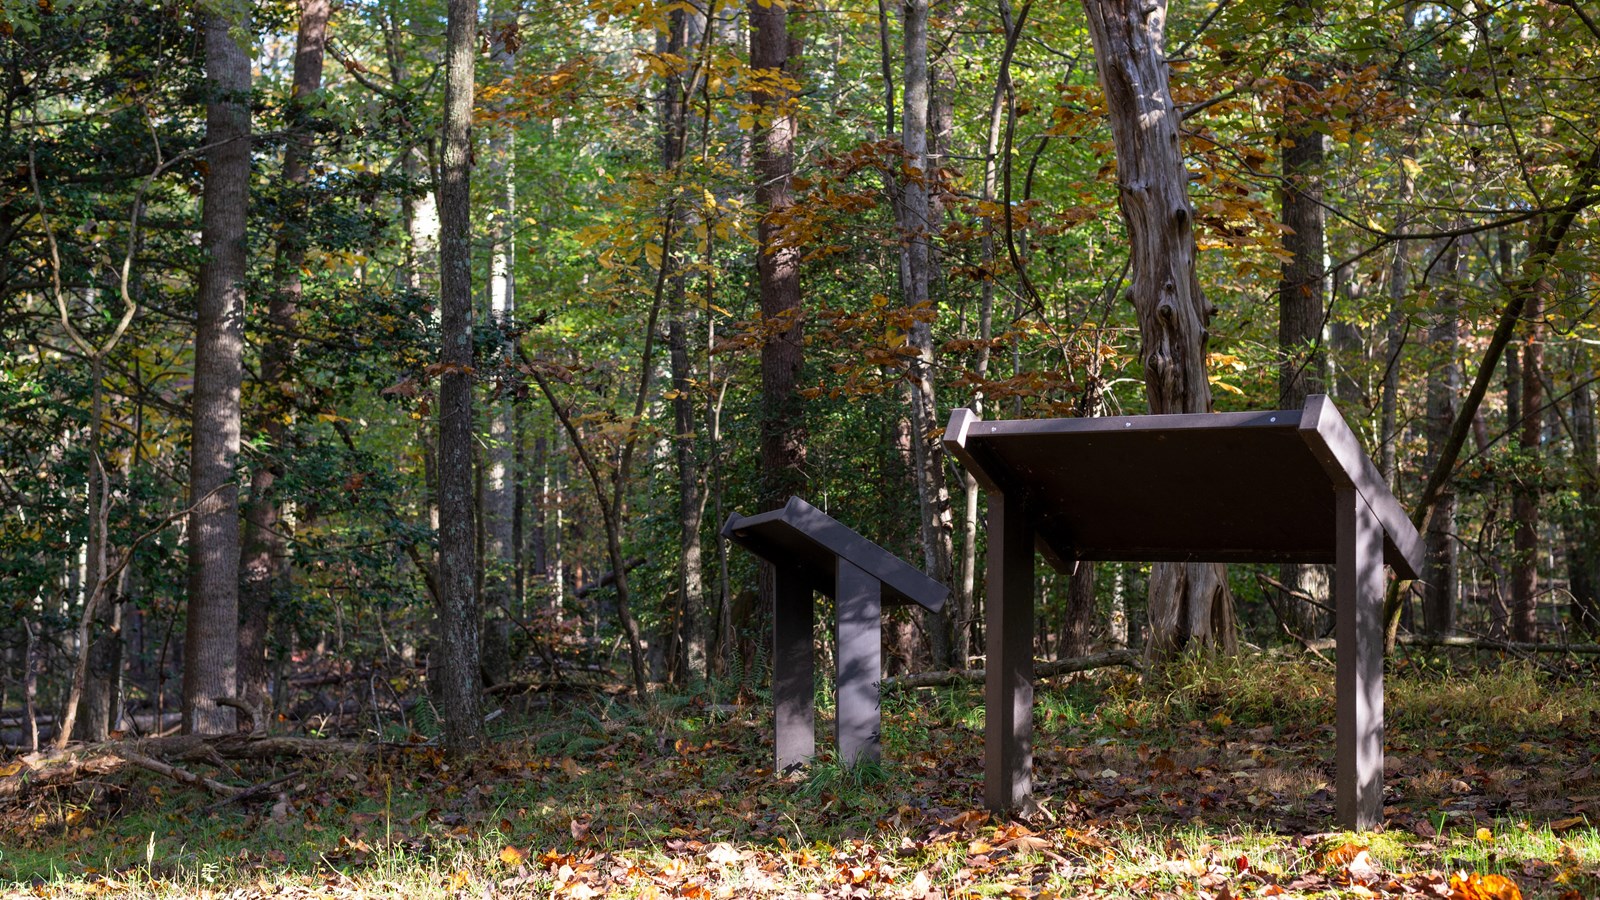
[720,496,947,612]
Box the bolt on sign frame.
[723,496,949,772]
[943,395,1422,830]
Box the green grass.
[4,658,1598,898]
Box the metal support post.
[1336,487,1385,829]
[835,559,882,766]
[985,490,1035,812]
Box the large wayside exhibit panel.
[944,395,1422,830]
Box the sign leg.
[772,565,815,773]
[835,559,882,767]
[1336,487,1385,829]
[985,491,1035,812]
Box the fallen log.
[1,733,396,802]
[882,649,1142,691]
[112,749,240,799]
[1300,635,1600,655]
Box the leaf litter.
[3,661,1598,898]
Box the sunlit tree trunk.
[1081,0,1235,660]
[184,0,251,736]
[240,0,330,719]
[435,0,483,751]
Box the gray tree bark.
[1421,239,1461,634]
[899,0,955,667]
[1511,287,1545,642]
[1081,0,1235,660]
[662,7,707,682]
[183,0,252,736]
[435,0,484,751]
[482,9,518,626]
[1569,367,1600,637]
[240,0,330,718]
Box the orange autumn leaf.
[1318,842,1367,870]
[1449,872,1522,900]
[499,845,526,866]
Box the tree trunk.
[750,0,805,511]
[662,7,707,683]
[184,0,251,736]
[75,358,114,742]
[1421,239,1462,634]
[435,0,483,752]
[239,0,330,718]
[1569,368,1600,637]
[1058,562,1095,660]
[1511,288,1545,642]
[1275,14,1329,637]
[481,9,518,627]
[1380,144,1600,646]
[899,0,955,667]
[1081,0,1234,660]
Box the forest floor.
[2,656,1598,899]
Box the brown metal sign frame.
[943,395,1422,830]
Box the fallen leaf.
[706,843,742,865]
[1346,849,1379,884]
[499,845,526,866]
[1318,841,1368,870]
[1449,872,1521,900]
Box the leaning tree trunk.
[1081,0,1235,660]
[240,0,330,717]
[184,0,252,736]
[900,0,955,667]
[435,0,484,752]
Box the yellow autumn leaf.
[499,845,526,866]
